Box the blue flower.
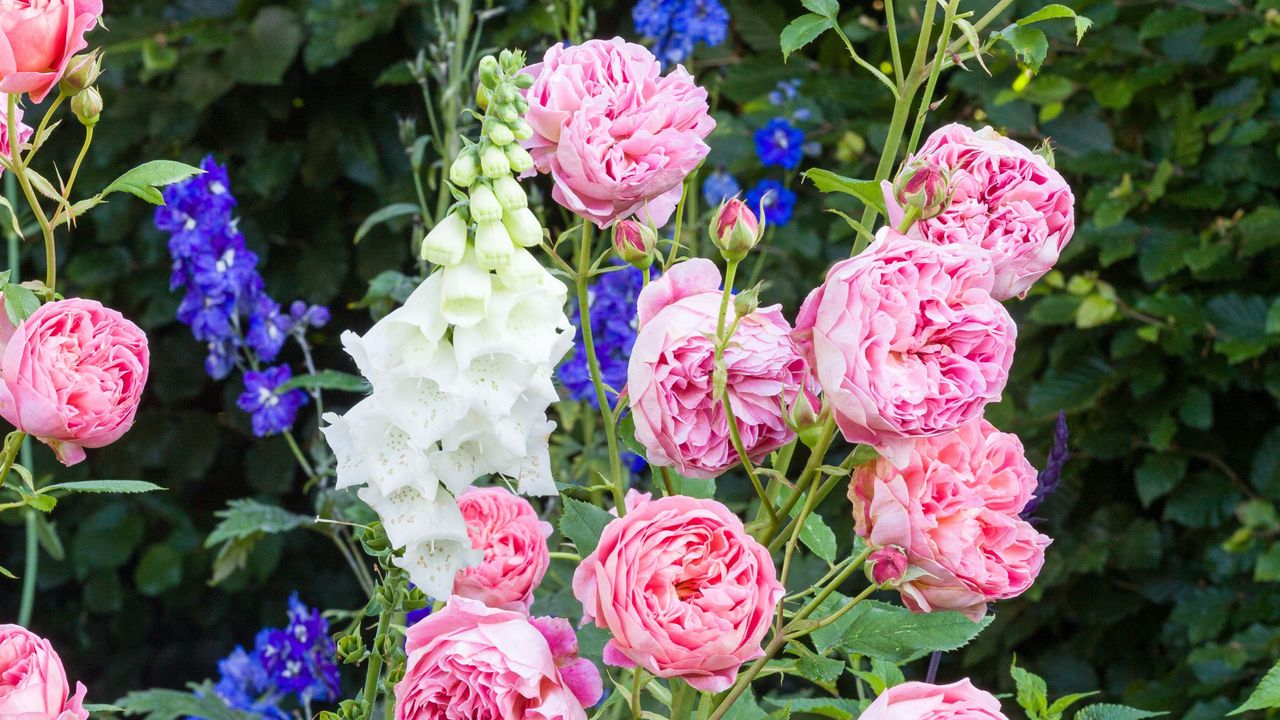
[702,170,740,207]
[560,266,646,408]
[1023,412,1069,520]
[237,366,308,437]
[754,118,806,170]
[633,0,730,65]
[203,646,288,720]
[767,79,801,106]
[745,179,796,227]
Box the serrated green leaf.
[1047,691,1099,718]
[275,369,371,393]
[1075,704,1164,720]
[354,202,420,244]
[1230,659,1280,714]
[35,514,64,562]
[42,480,166,495]
[800,0,838,18]
[811,597,992,660]
[116,683,259,720]
[802,169,885,214]
[996,25,1049,72]
[780,14,833,61]
[762,697,861,720]
[102,160,204,206]
[204,498,313,548]
[559,497,614,556]
[1010,657,1049,719]
[2,282,39,326]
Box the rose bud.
[866,545,909,587]
[71,88,102,127]
[59,51,102,96]
[710,198,761,262]
[613,220,656,269]
[893,159,951,220]
[786,390,826,448]
[421,211,469,267]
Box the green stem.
[8,95,57,292]
[906,0,957,156]
[283,430,316,481]
[21,93,65,166]
[761,417,836,545]
[666,175,692,266]
[361,605,392,718]
[17,510,37,624]
[884,0,905,88]
[64,125,93,202]
[575,223,627,514]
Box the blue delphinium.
[1023,412,1070,520]
[156,157,329,436]
[633,0,730,65]
[754,118,806,171]
[560,266,646,408]
[745,179,796,227]
[237,366,308,438]
[702,169,740,207]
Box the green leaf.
[780,14,833,61]
[558,497,614,556]
[722,689,767,720]
[1047,692,1099,718]
[204,498,313,548]
[802,170,885,215]
[762,697,861,720]
[26,494,56,512]
[134,544,183,597]
[1075,704,1165,720]
[996,25,1049,72]
[223,7,303,85]
[1134,454,1186,507]
[41,480,166,495]
[84,704,125,713]
[275,369,371,394]
[102,161,204,206]
[1010,657,1049,719]
[0,563,14,579]
[34,515,64,562]
[790,644,846,685]
[1230,659,1280,714]
[2,282,39,326]
[116,683,259,720]
[811,597,992,660]
[800,0,839,18]
[354,202,421,244]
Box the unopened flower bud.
[733,287,759,317]
[514,72,535,90]
[495,83,520,105]
[488,122,515,146]
[496,104,519,123]
[510,118,533,141]
[478,55,501,89]
[474,219,515,269]
[397,116,417,149]
[358,522,390,556]
[497,247,545,290]
[468,183,503,223]
[504,144,534,174]
[710,198,761,262]
[441,251,493,326]
[498,49,514,71]
[59,52,101,96]
[480,144,511,178]
[787,392,826,447]
[449,151,479,187]
[475,84,490,111]
[71,87,101,127]
[491,175,527,211]
[335,633,364,664]
[866,545,909,587]
[502,207,543,248]
[613,220,657,269]
[893,159,951,220]
[421,211,469,266]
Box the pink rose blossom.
[0,0,103,103]
[396,596,602,720]
[886,123,1075,299]
[0,95,31,170]
[572,492,784,693]
[0,298,150,466]
[794,230,1015,467]
[0,624,88,720]
[849,418,1051,620]
[454,486,553,612]
[860,679,1009,720]
[522,37,714,228]
[628,258,813,478]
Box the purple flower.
[754,118,805,170]
[744,179,796,227]
[702,170,741,207]
[246,298,292,362]
[633,0,730,65]
[560,266,646,408]
[289,301,330,331]
[236,365,307,437]
[1023,412,1069,519]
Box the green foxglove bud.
[510,118,533,141]
[497,247,544,290]
[502,207,543,248]
[441,250,493,326]
[480,144,511,178]
[491,175,527,211]
[478,55,501,89]
[475,84,490,111]
[709,198,761,262]
[514,72,535,90]
[474,219,516,269]
[495,83,520,105]
[421,211,469,266]
[488,122,515,146]
[71,87,102,127]
[496,104,519,123]
[613,220,657,269]
[468,183,503,223]
[504,144,534,174]
[449,151,479,187]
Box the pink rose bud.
[786,390,825,448]
[58,51,101,96]
[0,624,89,720]
[613,220,656,269]
[866,545,909,586]
[70,86,101,126]
[710,198,761,261]
[893,159,951,220]
[0,0,104,103]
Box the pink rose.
[453,486,553,612]
[0,95,32,168]
[887,123,1075,300]
[395,596,601,720]
[794,230,1015,468]
[522,37,714,228]
[849,419,1051,620]
[0,624,89,720]
[861,679,1009,720]
[0,0,103,103]
[0,298,150,466]
[572,492,784,692]
[628,258,813,478]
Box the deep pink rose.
[0,624,88,720]
[454,486,553,612]
[0,298,150,466]
[794,230,1015,468]
[0,0,103,103]
[849,419,1051,620]
[522,37,714,228]
[886,123,1075,300]
[628,258,813,478]
[396,596,602,720]
[861,679,1009,720]
[572,492,784,692]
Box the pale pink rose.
[886,123,1075,300]
[0,624,89,720]
[628,258,813,478]
[849,419,1051,620]
[0,298,150,466]
[453,486,553,612]
[0,0,103,103]
[0,95,32,169]
[794,230,1015,468]
[861,679,1009,720]
[395,596,601,720]
[522,37,714,228]
[572,493,784,692]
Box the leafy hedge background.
[2,0,1279,717]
